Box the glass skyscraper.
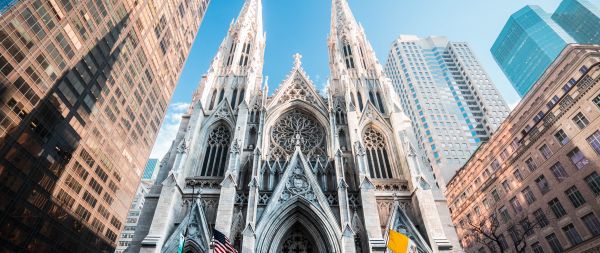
[141,159,158,181]
[553,0,600,43]
[492,0,600,97]
[385,35,510,189]
[0,0,209,252]
[492,6,576,97]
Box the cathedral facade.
[127,0,460,252]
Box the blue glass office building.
[493,0,600,97]
[553,0,600,43]
[492,6,576,97]
[142,158,159,180]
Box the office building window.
[567,148,589,169]
[585,172,600,196]
[535,175,550,194]
[510,197,522,213]
[562,224,583,246]
[545,233,563,253]
[586,131,600,155]
[539,144,552,159]
[513,169,523,182]
[548,198,566,218]
[531,242,544,253]
[533,209,549,228]
[581,213,600,236]
[565,186,586,208]
[554,129,569,145]
[572,112,589,129]
[550,163,568,182]
[525,157,537,172]
[522,187,536,205]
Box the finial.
[293,53,302,68]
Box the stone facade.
[446,44,600,253]
[127,0,460,252]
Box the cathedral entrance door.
[278,223,318,253]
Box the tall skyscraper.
[128,0,461,252]
[0,0,209,252]
[385,35,510,189]
[116,159,159,253]
[492,0,600,97]
[492,6,576,97]
[141,158,159,180]
[553,0,600,43]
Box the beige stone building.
[0,0,209,252]
[446,44,600,253]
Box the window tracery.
[363,126,393,179]
[270,110,325,156]
[200,124,231,177]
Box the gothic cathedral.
[127,0,460,252]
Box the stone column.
[140,173,182,253]
[336,150,356,253]
[354,142,385,252]
[243,107,265,253]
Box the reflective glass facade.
[492,6,575,97]
[493,0,600,97]
[141,158,158,180]
[553,0,600,44]
[385,35,510,188]
[0,0,209,252]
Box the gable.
[267,54,327,111]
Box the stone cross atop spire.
[293,53,302,68]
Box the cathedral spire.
[329,0,382,78]
[193,0,265,107]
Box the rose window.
[271,110,325,155]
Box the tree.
[457,202,551,253]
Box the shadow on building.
[0,14,130,253]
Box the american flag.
[212,229,237,253]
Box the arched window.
[200,124,232,177]
[359,46,367,69]
[339,129,348,151]
[238,88,245,105]
[357,92,364,111]
[247,126,257,149]
[363,127,393,179]
[231,88,238,107]
[239,42,251,67]
[343,42,355,69]
[218,89,225,104]
[209,89,218,110]
[369,91,376,105]
[336,107,347,125]
[376,92,385,114]
[225,42,237,67]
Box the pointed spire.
[193,0,265,106]
[234,0,263,35]
[330,0,358,34]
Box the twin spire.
[200,0,377,94]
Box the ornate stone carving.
[278,75,320,105]
[271,110,325,156]
[177,140,187,154]
[230,139,240,153]
[280,164,316,202]
[363,127,385,149]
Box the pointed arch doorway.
[278,223,318,253]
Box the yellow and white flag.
[387,229,418,253]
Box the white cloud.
[149,102,191,159]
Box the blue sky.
[150,0,563,159]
